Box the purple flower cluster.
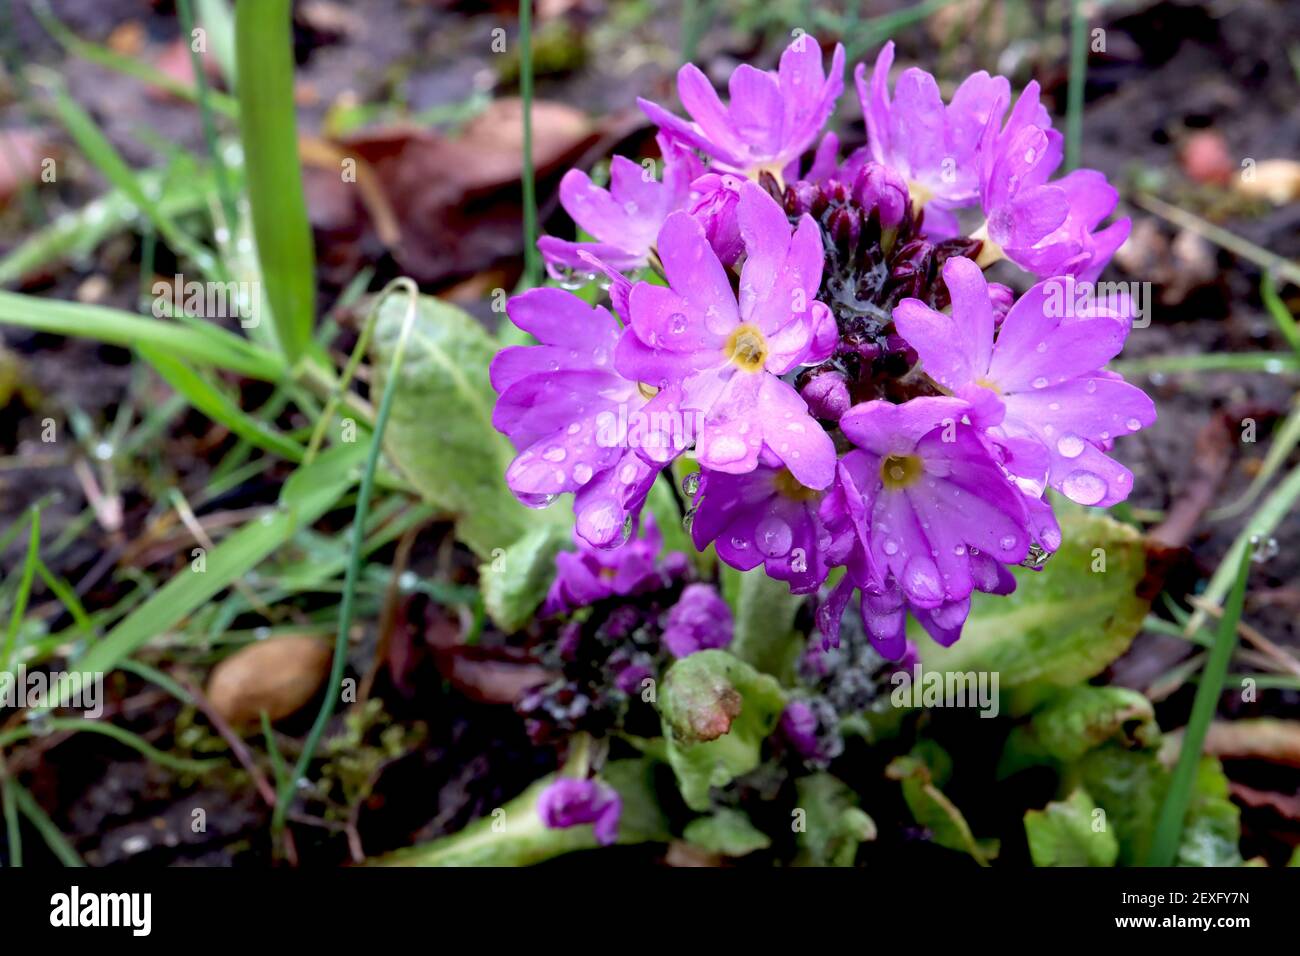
[492,37,1153,657]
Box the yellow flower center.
[637,382,659,400]
[725,324,768,372]
[975,377,1002,395]
[880,453,924,490]
[773,467,821,503]
[908,180,934,208]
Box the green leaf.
[793,772,876,867]
[480,521,572,632]
[1069,744,1163,867]
[887,754,999,865]
[658,649,786,811]
[1177,758,1244,868]
[368,759,669,866]
[918,513,1151,695]
[1002,685,1160,774]
[1070,745,1242,867]
[371,293,561,558]
[683,808,771,857]
[52,442,364,697]
[1024,788,1118,867]
[723,565,806,684]
[236,0,315,361]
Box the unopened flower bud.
[852,161,908,229]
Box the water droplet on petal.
[707,435,748,464]
[573,463,593,485]
[543,445,566,462]
[1056,433,1086,459]
[756,516,793,557]
[1125,417,1141,432]
[1032,376,1049,389]
[1062,469,1107,505]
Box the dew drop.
[1251,535,1279,564]
[1056,433,1086,459]
[755,516,793,557]
[1032,376,1049,389]
[1062,469,1107,505]
[708,435,748,464]
[543,445,566,462]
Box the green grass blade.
[178,0,239,232]
[137,343,305,461]
[272,281,419,833]
[1147,547,1251,866]
[1135,193,1300,288]
[1,509,41,675]
[35,560,94,636]
[1110,352,1298,376]
[34,70,222,279]
[0,291,285,380]
[11,781,83,866]
[1261,271,1300,357]
[1208,395,1300,521]
[50,442,365,697]
[32,0,238,117]
[1065,0,1087,171]
[0,167,212,287]
[1186,458,1300,636]
[0,719,219,777]
[518,0,540,288]
[1,771,19,867]
[235,0,316,362]
[196,0,238,90]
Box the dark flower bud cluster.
[780,612,914,768]
[761,167,982,414]
[515,587,682,745]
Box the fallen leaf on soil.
[1161,718,1300,768]
[318,98,596,283]
[1233,159,1300,205]
[443,651,554,706]
[206,634,333,727]
[1229,782,1300,821]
